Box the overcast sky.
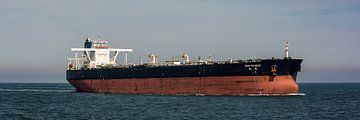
[0,0,359,83]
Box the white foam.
[286,93,306,96]
[244,93,306,96]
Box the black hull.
[67,59,302,80]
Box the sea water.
[0,83,359,119]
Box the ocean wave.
[0,88,74,93]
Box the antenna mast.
[284,41,290,58]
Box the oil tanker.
[66,37,303,96]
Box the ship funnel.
[182,53,190,63]
[85,39,93,48]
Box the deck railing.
[67,57,84,70]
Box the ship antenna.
[285,41,290,58]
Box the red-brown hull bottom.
[68,75,298,96]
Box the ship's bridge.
[67,37,133,70]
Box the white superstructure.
[67,37,133,70]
